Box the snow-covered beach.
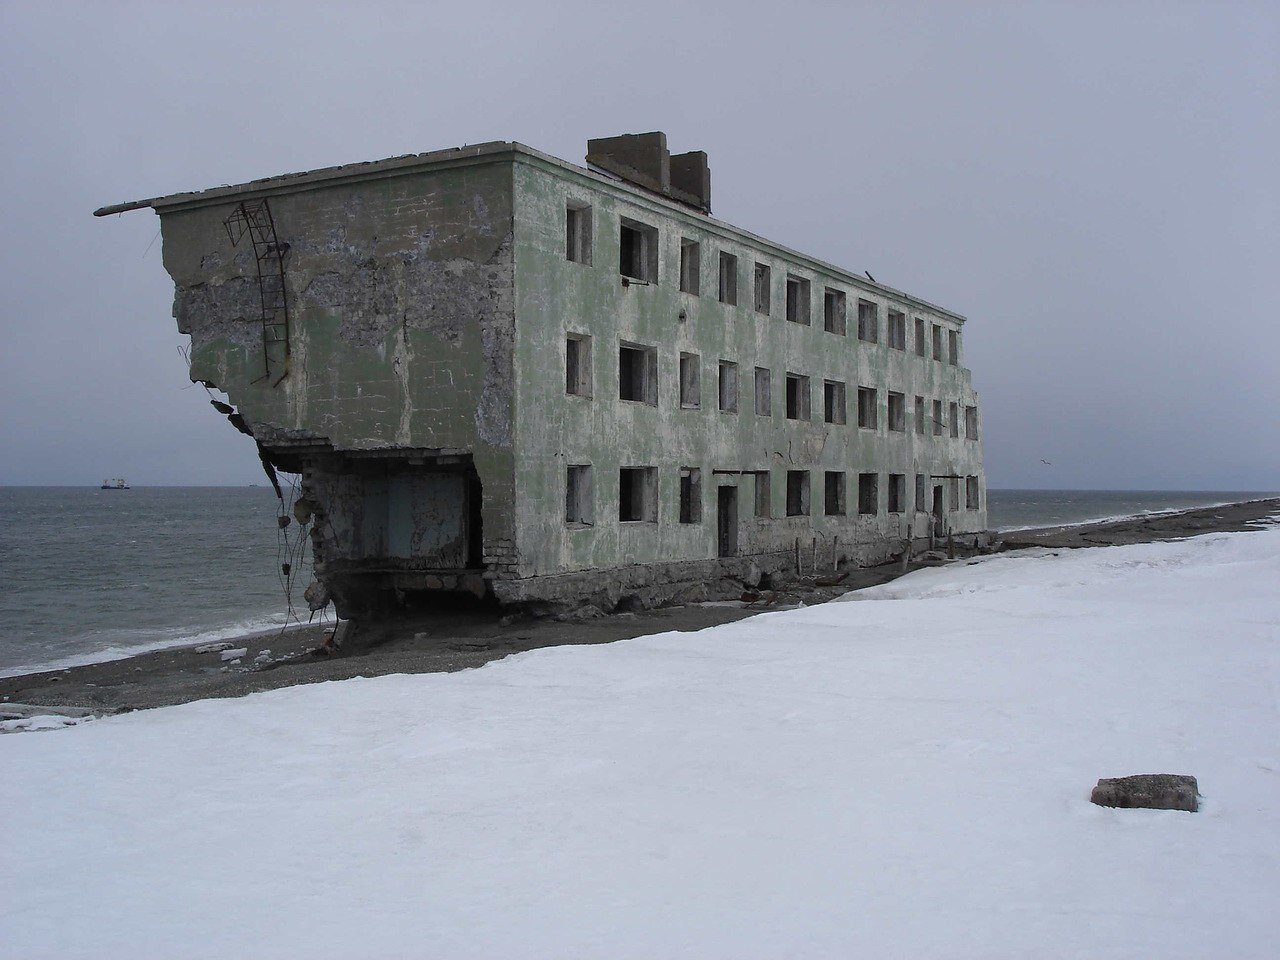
[4,519,1279,957]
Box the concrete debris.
[1090,774,1200,812]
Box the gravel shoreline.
[4,497,1276,716]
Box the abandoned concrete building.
[97,132,988,614]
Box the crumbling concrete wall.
[156,159,518,608]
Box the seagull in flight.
[1040,459,1052,465]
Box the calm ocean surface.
[1,486,1275,676]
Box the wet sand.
[4,497,1276,716]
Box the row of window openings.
[567,205,960,361]
[566,338,978,438]
[566,466,982,525]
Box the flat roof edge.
[93,139,968,323]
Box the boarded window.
[965,405,979,440]
[679,352,700,408]
[754,263,771,314]
[858,473,878,515]
[887,473,905,513]
[786,275,811,324]
[914,316,926,356]
[857,386,878,429]
[679,238,700,295]
[887,310,907,350]
[565,202,592,265]
[619,343,657,404]
[823,288,847,335]
[949,402,960,439]
[566,465,594,524]
[915,473,928,512]
[718,360,739,413]
[823,380,846,424]
[949,478,960,511]
[679,468,703,523]
[619,218,657,282]
[857,300,878,343]
[887,391,905,432]
[785,373,810,420]
[932,324,944,361]
[754,471,771,518]
[786,470,810,517]
[966,476,980,510]
[914,395,926,435]
[565,334,592,397]
[718,252,738,305]
[754,367,772,417]
[933,399,944,436]
[619,467,657,522]
[948,329,959,365]
[824,471,846,516]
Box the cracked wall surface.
[159,161,517,551]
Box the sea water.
[0,486,1274,676]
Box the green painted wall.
[511,156,985,579]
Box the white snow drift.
[4,528,1279,958]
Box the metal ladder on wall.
[224,198,291,386]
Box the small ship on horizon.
[100,478,130,490]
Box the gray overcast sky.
[1,1,1276,490]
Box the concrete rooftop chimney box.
[586,132,711,214]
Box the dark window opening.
[857,300,879,343]
[754,471,771,518]
[679,239,700,295]
[823,380,846,424]
[619,343,657,404]
[887,310,907,350]
[679,468,702,523]
[754,263,771,314]
[824,471,846,516]
[823,288,847,335]
[718,251,738,305]
[786,470,810,517]
[619,467,656,522]
[887,391,905,432]
[754,367,771,416]
[619,218,657,282]
[565,335,591,397]
[888,473,905,513]
[679,353,700,408]
[858,472,878,515]
[785,373,810,420]
[565,203,592,265]
[718,360,739,413]
[857,386,878,429]
[566,465,594,525]
[786,275,810,324]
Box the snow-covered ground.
[4,528,1279,958]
